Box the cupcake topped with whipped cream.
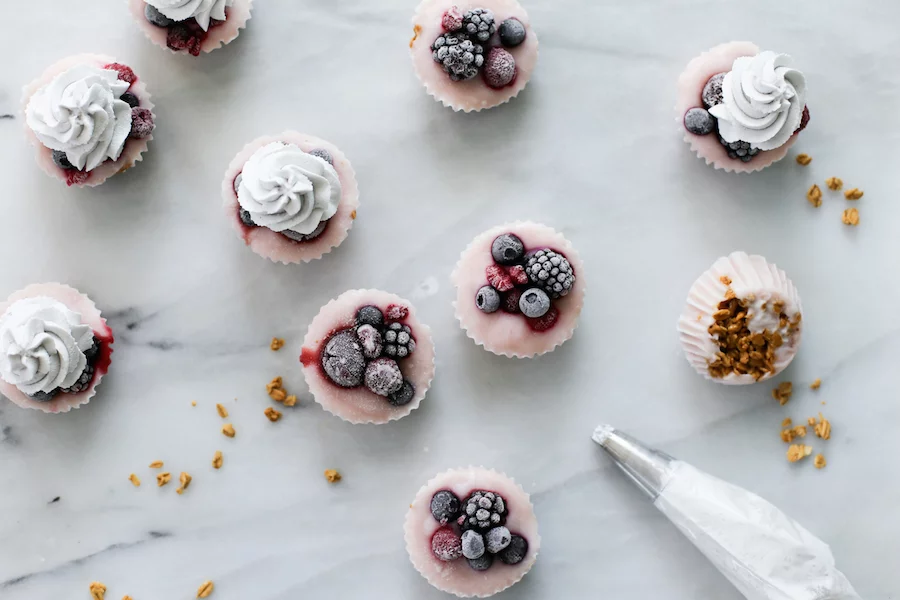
[129,0,253,55]
[677,43,810,173]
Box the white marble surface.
[1,1,898,598]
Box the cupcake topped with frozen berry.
[405,467,539,598]
[453,222,585,358]
[22,55,155,187]
[300,290,434,424]
[129,0,253,55]
[677,43,809,173]
[410,0,538,112]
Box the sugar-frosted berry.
[684,107,715,136]
[498,535,528,565]
[383,322,415,359]
[485,526,511,554]
[461,530,486,560]
[356,305,384,328]
[308,148,333,165]
[462,8,496,42]
[120,92,140,108]
[30,389,59,402]
[491,233,524,265]
[321,330,366,388]
[432,33,485,81]
[104,63,137,85]
[460,491,507,532]
[52,150,74,170]
[527,305,558,332]
[525,249,575,299]
[129,107,154,139]
[281,220,326,242]
[239,209,256,227]
[718,136,760,162]
[431,490,460,524]
[502,288,523,314]
[442,5,463,32]
[83,336,101,362]
[498,18,526,47]
[475,285,500,313]
[145,4,174,27]
[61,364,94,394]
[702,73,725,108]
[356,324,383,359]
[467,553,494,571]
[364,357,403,397]
[388,379,415,406]
[431,527,463,562]
[483,47,516,89]
[519,288,550,318]
[796,105,810,133]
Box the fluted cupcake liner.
[222,131,360,264]
[128,0,254,55]
[0,283,114,414]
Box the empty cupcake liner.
[410,0,538,112]
[677,251,803,385]
[404,466,540,598]
[300,289,435,424]
[129,0,254,54]
[0,283,114,413]
[675,42,798,174]
[222,131,360,264]
[22,54,155,188]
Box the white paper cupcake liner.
[300,289,435,424]
[404,466,540,598]
[0,283,114,413]
[22,54,155,188]
[452,221,585,358]
[675,42,799,174]
[677,251,803,385]
[222,131,360,264]
[129,0,254,55]
[410,0,538,112]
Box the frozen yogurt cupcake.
[452,222,585,358]
[677,251,802,384]
[0,284,114,413]
[222,132,359,264]
[405,467,539,598]
[129,0,253,56]
[300,290,434,424]
[410,0,538,111]
[677,42,810,173]
[23,54,155,187]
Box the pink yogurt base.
[300,290,434,424]
[404,467,540,598]
[222,132,360,264]
[676,41,800,174]
[128,0,254,54]
[411,0,539,112]
[452,222,585,358]
[22,54,154,188]
[0,284,113,414]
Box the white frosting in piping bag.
[145,0,233,30]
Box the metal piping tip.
[592,424,676,500]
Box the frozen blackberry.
[356,305,384,328]
[525,249,575,299]
[467,552,494,571]
[459,490,507,532]
[61,363,94,394]
[718,136,760,162]
[364,357,403,397]
[83,336,101,362]
[432,33,485,81]
[462,8,496,42]
[430,490,461,525]
[491,233,524,265]
[239,208,256,227]
[702,72,726,108]
[29,389,59,402]
[281,220,327,242]
[321,329,366,388]
[145,4,174,27]
[356,324,383,359]
[308,148,333,165]
[475,285,500,313]
[684,107,715,136]
[461,530,486,560]
[383,322,416,359]
[388,379,415,406]
[498,534,528,565]
[51,150,74,170]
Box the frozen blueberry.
[430,490,461,524]
[483,47,517,89]
[51,150,74,170]
[356,305,384,328]
[485,526,511,554]
[461,530,486,560]
[491,233,525,265]
[388,379,415,406]
[702,72,726,108]
[356,324,383,360]
[498,18,526,47]
[475,285,500,313]
[683,107,715,136]
[129,107,154,139]
[467,553,494,571]
[145,4,174,27]
[364,357,403,397]
[431,527,463,562]
[498,535,528,565]
[120,92,140,108]
[239,209,256,227]
[29,389,59,402]
[519,288,550,318]
[321,330,366,388]
[281,220,327,242]
[308,148,333,165]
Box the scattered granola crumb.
[795,153,812,166]
[216,403,228,418]
[222,424,235,438]
[781,417,793,428]
[176,472,192,495]
[283,394,297,407]
[842,207,859,226]
[821,401,826,405]
[814,454,827,469]
[808,416,817,426]
[266,377,283,394]
[264,407,283,422]
[813,413,832,439]
[129,474,141,487]
[324,469,342,483]
[157,472,172,487]
[825,177,843,191]
[719,275,732,286]
[786,444,813,463]
[270,337,285,351]
[844,188,864,200]
[270,388,287,402]
[350,209,357,219]
[780,429,794,443]
[123,596,134,600]
[197,580,214,598]
[89,581,107,600]
[806,184,822,207]
[772,382,793,406]
[191,401,197,407]
[792,425,808,438]
[149,461,164,469]
[212,451,223,469]
[810,378,822,390]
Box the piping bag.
[592,424,861,600]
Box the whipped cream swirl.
[145,0,233,30]
[0,297,94,396]
[237,142,342,236]
[709,51,807,151]
[26,65,133,172]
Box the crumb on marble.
[781,417,793,428]
[270,337,285,351]
[795,153,812,166]
[216,403,228,418]
[129,474,141,487]
[826,177,843,191]
[283,394,297,407]
[197,580,214,598]
[350,209,357,220]
[213,451,223,469]
[222,424,236,438]
[89,581,107,600]
[814,454,827,469]
[191,401,197,407]
[264,407,282,422]
[844,188,864,200]
[842,207,859,226]
[149,460,164,469]
[787,444,813,463]
[124,596,134,600]
[810,378,822,390]
[772,382,793,406]
[176,472,192,495]
[806,184,822,208]
[812,413,832,440]
[157,472,172,487]
[325,469,342,483]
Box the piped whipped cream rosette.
[677,42,810,173]
[299,290,435,424]
[129,0,253,55]
[0,284,114,413]
[22,54,155,187]
[410,0,538,112]
[404,467,540,598]
[677,251,802,385]
[222,132,359,264]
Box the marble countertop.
[1,0,898,598]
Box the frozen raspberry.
[385,304,408,321]
[483,47,517,89]
[65,170,90,187]
[442,6,463,32]
[364,357,403,397]
[796,105,810,133]
[129,107,154,139]
[502,288,523,314]
[431,527,463,562]
[104,63,136,85]
[167,21,204,56]
[526,305,558,332]
[507,265,528,285]
[356,324,383,359]
[486,264,514,293]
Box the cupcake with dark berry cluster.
[0,284,114,414]
[452,222,585,358]
[405,467,539,598]
[300,290,434,424]
[410,0,538,112]
[22,55,155,187]
[222,132,359,264]
[677,43,809,173]
[129,0,253,56]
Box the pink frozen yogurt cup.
[22,54,154,188]
[222,131,360,264]
[128,0,254,55]
[300,289,435,425]
[0,283,114,414]
[404,467,540,598]
[410,0,539,112]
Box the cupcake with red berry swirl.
[129,0,253,56]
[677,43,809,173]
